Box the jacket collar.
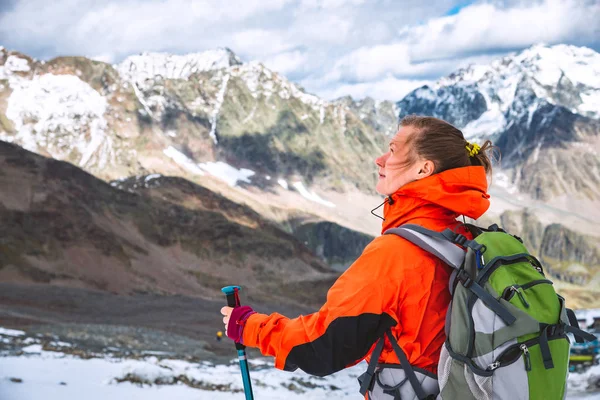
[381,166,491,233]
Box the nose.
[375,152,389,168]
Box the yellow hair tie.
[466,142,481,157]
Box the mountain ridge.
[1,43,599,306]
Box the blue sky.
[1,0,599,100]
[444,1,473,16]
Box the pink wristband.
[226,305,256,343]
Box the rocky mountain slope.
[0,45,389,252]
[334,96,398,137]
[0,140,338,308]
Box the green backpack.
[362,223,596,400]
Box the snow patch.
[0,348,366,399]
[414,86,436,102]
[462,105,506,140]
[50,341,73,348]
[292,182,335,208]
[579,90,600,116]
[3,55,31,75]
[277,179,289,190]
[493,171,519,194]
[0,327,25,337]
[198,162,254,187]
[209,73,230,144]
[21,344,43,354]
[163,146,205,175]
[144,174,161,183]
[132,82,155,120]
[4,73,111,169]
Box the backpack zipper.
[520,279,553,290]
[477,254,544,285]
[500,279,553,307]
[521,344,531,371]
[487,344,531,371]
[486,336,563,372]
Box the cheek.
[386,169,411,191]
[384,154,407,170]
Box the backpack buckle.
[457,269,473,288]
[454,234,468,246]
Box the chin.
[375,185,390,196]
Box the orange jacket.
[242,166,490,376]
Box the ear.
[415,160,435,180]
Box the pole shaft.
[238,349,255,400]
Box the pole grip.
[221,286,245,350]
[222,285,241,307]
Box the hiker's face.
[375,126,421,195]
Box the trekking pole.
[221,285,255,400]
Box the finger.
[221,306,232,316]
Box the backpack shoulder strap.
[384,224,466,270]
[385,224,517,326]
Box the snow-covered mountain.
[1,43,599,306]
[399,44,600,139]
[0,46,385,195]
[398,44,600,201]
[117,48,242,86]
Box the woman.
[220,115,493,399]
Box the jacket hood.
[381,166,491,233]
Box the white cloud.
[313,47,500,88]
[406,0,600,62]
[299,0,366,10]
[263,51,309,75]
[0,0,598,102]
[230,29,293,58]
[289,13,354,45]
[316,76,430,101]
[0,0,295,59]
